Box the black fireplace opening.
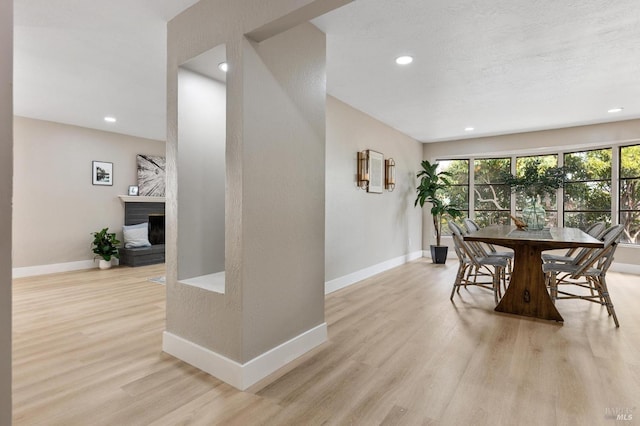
[148,214,165,245]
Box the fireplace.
[122,200,165,227]
[148,214,165,245]
[119,197,165,266]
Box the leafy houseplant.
[91,227,120,269]
[501,159,565,230]
[415,160,463,263]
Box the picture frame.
[367,150,384,193]
[137,154,166,196]
[92,161,113,186]
[128,185,139,196]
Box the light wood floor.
[12,260,640,425]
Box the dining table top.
[464,225,603,249]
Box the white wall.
[166,0,350,388]
[325,96,423,282]
[240,24,327,361]
[13,117,165,271]
[177,68,226,279]
[0,0,12,421]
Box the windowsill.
[179,271,225,294]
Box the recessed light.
[608,107,624,113]
[104,116,116,123]
[465,127,475,131]
[218,62,228,72]
[395,56,413,65]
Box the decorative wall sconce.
[357,150,370,190]
[385,158,396,191]
[357,150,385,193]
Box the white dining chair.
[464,218,514,273]
[541,221,605,264]
[543,224,624,327]
[449,221,508,304]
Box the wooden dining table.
[464,225,604,322]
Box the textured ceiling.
[13,0,640,142]
[313,0,640,142]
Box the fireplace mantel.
[118,195,165,203]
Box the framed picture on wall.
[137,154,166,196]
[92,161,113,186]
[367,150,384,193]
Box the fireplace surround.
[118,197,165,267]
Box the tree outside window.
[474,158,511,227]
[515,155,559,227]
[563,149,612,231]
[436,159,469,234]
[620,145,640,244]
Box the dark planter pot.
[430,245,448,264]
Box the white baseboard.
[12,259,99,278]
[15,253,638,282]
[162,322,327,391]
[325,250,423,294]
[610,262,640,275]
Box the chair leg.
[591,277,605,304]
[492,266,502,304]
[451,261,465,300]
[548,271,558,301]
[598,276,619,327]
[588,277,596,297]
[504,266,508,288]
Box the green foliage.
[565,149,611,181]
[415,160,463,246]
[563,149,612,230]
[474,158,511,218]
[621,145,640,177]
[475,158,511,183]
[437,159,470,212]
[502,159,565,200]
[91,227,120,261]
[620,145,640,243]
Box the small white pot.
[98,259,112,270]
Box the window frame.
[619,144,640,245]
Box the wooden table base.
[495,243,563,322]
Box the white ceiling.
[13,0,640,143]
[13,0,200,141]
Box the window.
[515,155,559,227]
[563,149,612,230]
[436,159,469,233]
[431,143,638,246]
[474,158,511,226]
[620,145,640,245]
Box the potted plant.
[415,160,463,263]
[501,159,565,230]
[91,227,120,269]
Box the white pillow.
[123,222,151,248]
